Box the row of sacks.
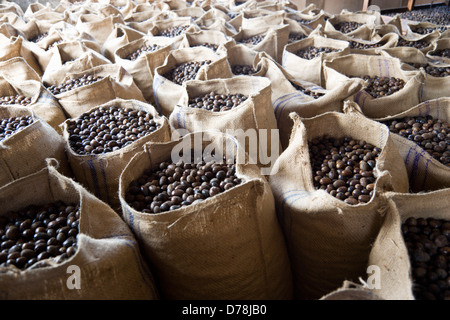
[0,56,448,206]
[1,98,448,299]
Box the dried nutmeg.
[295,46,341,60]
[0,116,34,142]
[126,44,162,61]
[381,115,449,167]
[163,60,212,85]
[357,75,406,98]
[188,91,248,112]
[333,21,363,33]
[46,74,104,95]
[402,217,450,300]
[239,35,265,45]
[0,201,80,270]
[159,25,189,37]
[308,136,381,205]
[0,95,32,106]
[67,105,160,155]
[125,156,243,213]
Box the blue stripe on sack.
[87,160,102,200]
[410,148,424,188]
[98,158,111,205]
[421,158,431,191]
[274,93,304,126]
[279,190,313,241]
[273,92,295,115]
[152,75,165,114]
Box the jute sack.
[118,131,293,299]
[169,76,278,172]
[240,9,286,29]
[0,12,27,31]
[426,38,450,65]
[114,36,174,104]
[268,110,409,299]
[325,32,398,55]
[61,98,170,211]
[75,14,125,47]
[101,24,145,63]
[380,47,450,101]
[0,22,23,39]
[224,43,265,77]
[282,34,350,86]
[0,106,70,188]
[374,14,403,37]
[125,10,178,30]
[108,0,136,19]
[25,23,100,73]
[285,11,327,33]
[367,189,450,300]
[0,34,42,77]
[195,12,239,37]
[47,64,146,119]
[406,22,449,38]
[0,161,159,300]
[395,32,441,55]
[0,57,66,134]
[153,46,233,117]
[172,7,206,20]
[42,40,111,85]
[0,1,24,17]
[232,24,290,63]
[261,57,365,149]
[324,13,378,39]
[323,54,425,119]
[178,29,235,56]
[147,17,200,39]
[372,98,450,193]
[283,17,315,44]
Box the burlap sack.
[372,98,450,193]
[319,281,383,300]
[268,110,409,299]
[0,106,70,188]
[0,1,24,17]
[426,38,450,65]
[283,17,314,44]
[395,32,440,55]
[224,43,265,77]
[126,11,179,34]
[326,32,399,55]
[0,57,66,133]
[195,11,239,37]
[0,34,42,77]
[101,24,145,63]
[169,76,279,171]
[153,46,233,117]
[164,0,189,10]
[178,29,235,56]
[42,40,110,85]
[406,22,449,38]
[282,34,350,86]
[114,36,173,103]
[232,24,290,63]
[118,131,293,299]
[240,9,286,29]
[0,22,23,39]
[323,54,425,119]
[23,2,55,21]
[46,63,146,119]
[0,12,27,30]
[324,13,378,40]
[285,11,327,33]
[262,58,365,149]
[75,13,125,47]
[380,47,450,102]
[61,98,170,211]
[172,6,206,20]
[367,189,450,300]
[0,161,159,300]
[147,17,200,39]
[374,14,403,37]
[25,23,100,73]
